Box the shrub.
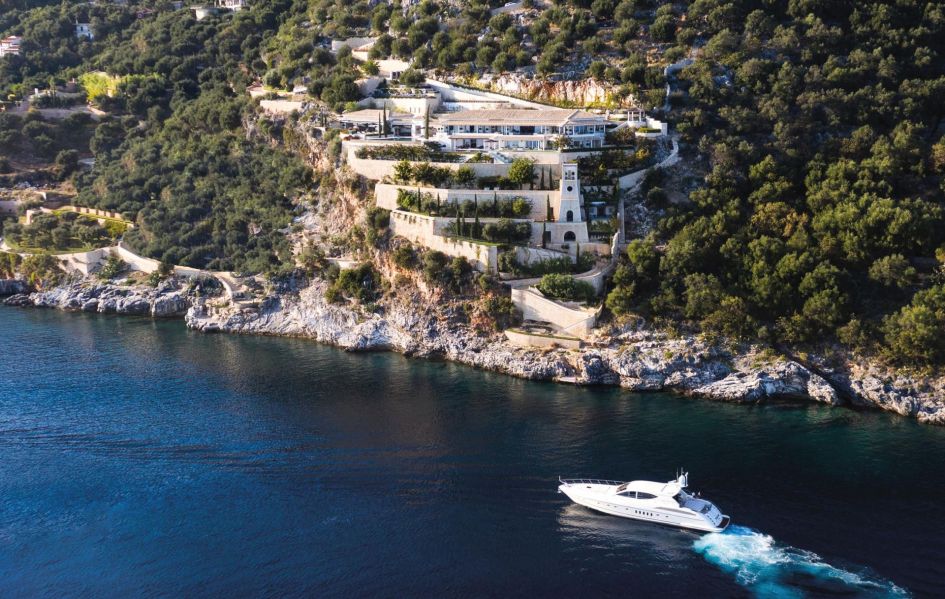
[537,274,596,303]
[367,207,390,231]
[19,254,62,289]
[882,285,945,365]
[392,243,417,268]
[422,250,449,284]
[0,251,22,278]
[98,254,127,280]
[498,251,595,276]
[481,294,520,330]
[355,145,462,163]
[421,250,471,293]
[147,261,174,286]
[324,262,382,305]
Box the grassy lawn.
[4,238,99,255]
[51,208,132,227]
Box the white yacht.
[558,472,730,533]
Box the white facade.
[193,5,219,20]
[414,109,608,152]
[75,23,94,40]
[218,0,247,9]
[330,37,377,55]
[375,58,410,81]
[0,36,22,57]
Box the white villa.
[217,0,247,9]
[75,23,94,40]
[0,36,21,58]
[413,108,609,151]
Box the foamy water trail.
[692,525,910,598]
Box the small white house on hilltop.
[375,58,410,81]
[0,36,22,58]
[330,36,377,55]
[75,23,94,40]
[192,5,219,20]
[217,0,247,10]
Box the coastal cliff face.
[182,279,945,425]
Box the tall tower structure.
[557,162,582,223]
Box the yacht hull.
[559,484,729,533]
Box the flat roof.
[435,108,607,127]
[339,108,413,124]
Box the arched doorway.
[564,231,576,242]
[566,210,574,222]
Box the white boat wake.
[692,525,910,598]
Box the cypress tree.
[455,204,461,236]
[493,191,498,216]
[546,195,553,221]
[424,106,430,140]
[541,221,547,249]
[474,197,481,238]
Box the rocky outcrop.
[0,279,28,296]
[482,74,629,107]
[5,278,194,317]
[183,281,945,424]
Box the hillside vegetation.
[2,0,944,366]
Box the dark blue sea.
[1,306,943,598]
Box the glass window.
[636,492,657,500]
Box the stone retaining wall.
[389,211,498,271]
[376,183,558,221]
[345,144,513,181]
[510,286,598,338]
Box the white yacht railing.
[559,477,625,486]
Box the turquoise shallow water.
[1,306,943,597]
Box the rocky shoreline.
[185,279,945,425]
[2,278,192,318]
[5,276,945,425]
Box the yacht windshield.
[616,483,629,493]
